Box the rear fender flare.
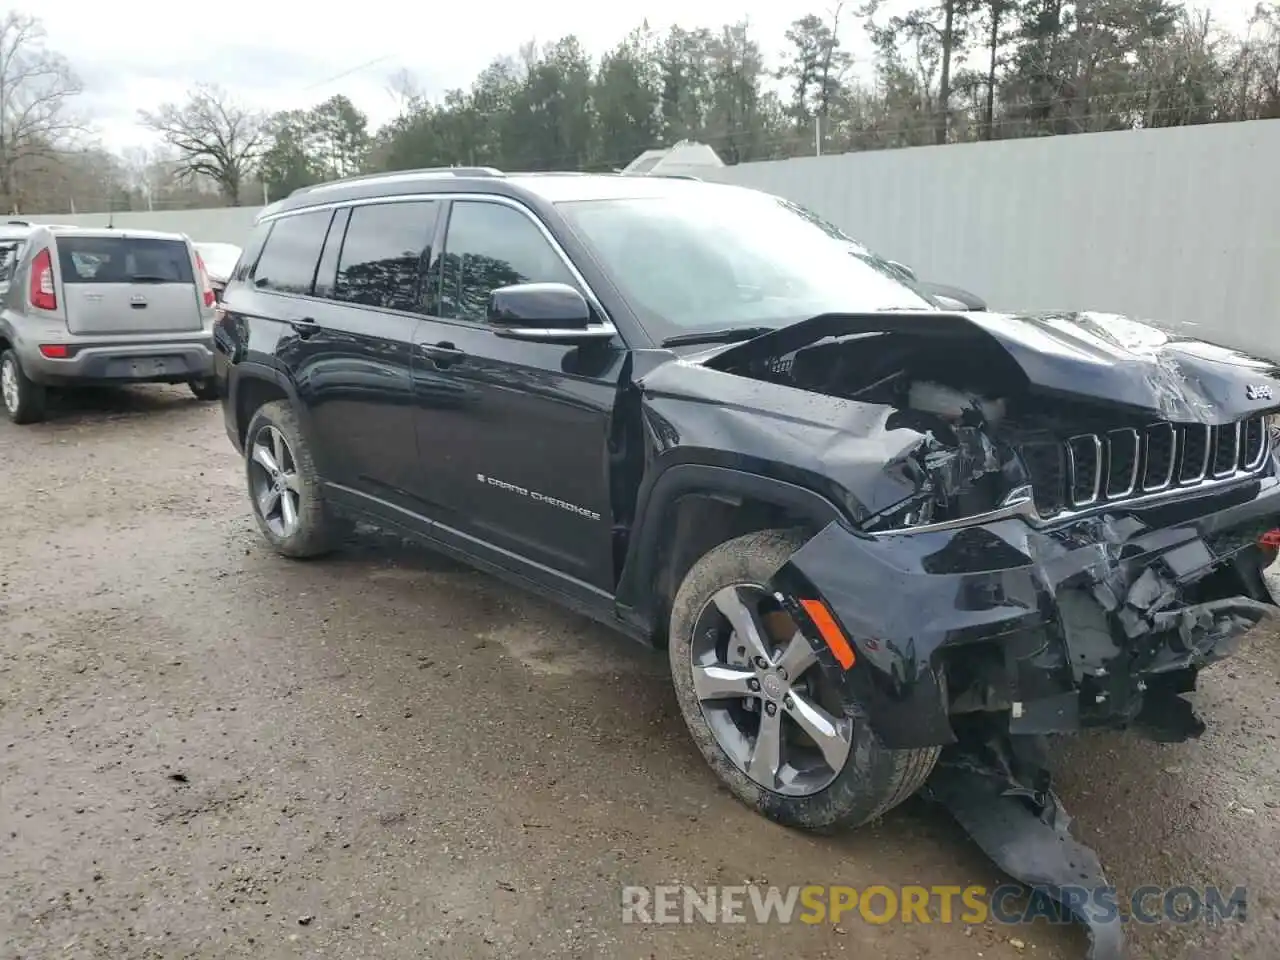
[229,359,310,445]
[615,463,849,637]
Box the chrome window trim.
[255,192,616,331]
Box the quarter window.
[333,201,439,313]
[252,210,332,295]
[440,200,574,322]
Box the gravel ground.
[2,386,1278,960]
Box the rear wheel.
[1,349,47,425]
[244,400,346,558]
[668,528,939,831]
[189,377,219,401]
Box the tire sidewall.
[1,351,19,419]
[667,528,925,831]
[190,378,219,401]
[1,350,43,424]
[243,400,334,557]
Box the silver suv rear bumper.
[23,337,214,386]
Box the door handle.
[288,316,319,338]
[420,341,465,366]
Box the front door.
[266,199,442,513]
[410,197,624,591]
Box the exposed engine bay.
[713,327,1273,533]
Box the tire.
[189,377,219,401]
[1,349,47,424]
[668,528,940,832]
[243,400,346,558]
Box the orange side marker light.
[799,598,856,670]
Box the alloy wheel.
[690,583,853,796]
[248,424,302,538]
[1,356,18,413]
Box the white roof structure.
[621,140,726,177]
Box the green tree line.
[14,2,1280,212]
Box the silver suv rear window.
[56,237,195,285]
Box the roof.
[42,225,190,241]
[261,168,750,220]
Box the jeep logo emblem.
[1246,384,1273,400]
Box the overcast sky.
[41,0,1259,153]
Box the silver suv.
[0,225,220,423]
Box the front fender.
[614,462,847,634]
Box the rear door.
[54,234,205,335]
[267,199,440,513]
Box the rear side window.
[252,210,331,295]
[56,237,194,284]
[0,240,23,283]
[331,200,439,313]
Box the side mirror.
[488,282,616,344]
[887,260,917,282]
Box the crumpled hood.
[701,309,1280,424]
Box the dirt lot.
[2,386,1278,960]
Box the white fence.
[708,119,1280,356]
[31,118,1280,356]
[32,206,262,245]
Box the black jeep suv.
[214,168,1280,838]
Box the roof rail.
[289,166,505,198]
[6,218,31,225]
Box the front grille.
[1018,416,1270,517]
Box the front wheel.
[668,528,939,831]
[243,400,346,558]
[1,349,47,424]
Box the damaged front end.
[698,310,1280,959]
[696,310,1280,746]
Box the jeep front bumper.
[770,478,1280,750]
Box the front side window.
[556,188,936,342]
[252,210,332,295]
[439,200,574,322]
[332,201,439,313]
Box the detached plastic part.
[926,730,1125,960]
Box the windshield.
[195,242,242,280]
[556,189,936,342]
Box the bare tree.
[0,13,84,213]
[139,84,266,205]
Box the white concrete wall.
[34,206,263,245]
[28,119,1280,354]
[707,119,1280,356]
